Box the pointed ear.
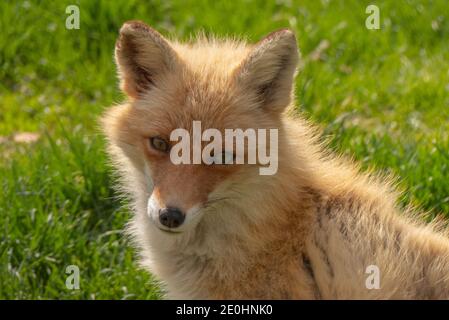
[115,21,181,98]
[235,29,299,112]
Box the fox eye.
[150,137,170,153]
[210,150,235,165]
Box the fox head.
[102,21,299,235]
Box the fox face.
[102,21,299,234]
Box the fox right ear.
[115,21,181,98]
[235,29,299,112]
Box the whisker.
[203,196,237,210]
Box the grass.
[0,0,448,299]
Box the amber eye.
[150,137,170,153]
[210,150,235,165]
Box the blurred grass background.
[0,0,448,299]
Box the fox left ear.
[115,21,181,99]
[235,29,299,112]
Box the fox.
[101,21,449,299]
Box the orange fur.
[101,21,449,299]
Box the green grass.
[1,0,448,299]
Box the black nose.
[159,207,185,229]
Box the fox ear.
[115,21,181,98]
[236,29,299,112]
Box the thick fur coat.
[102,21,449,299]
